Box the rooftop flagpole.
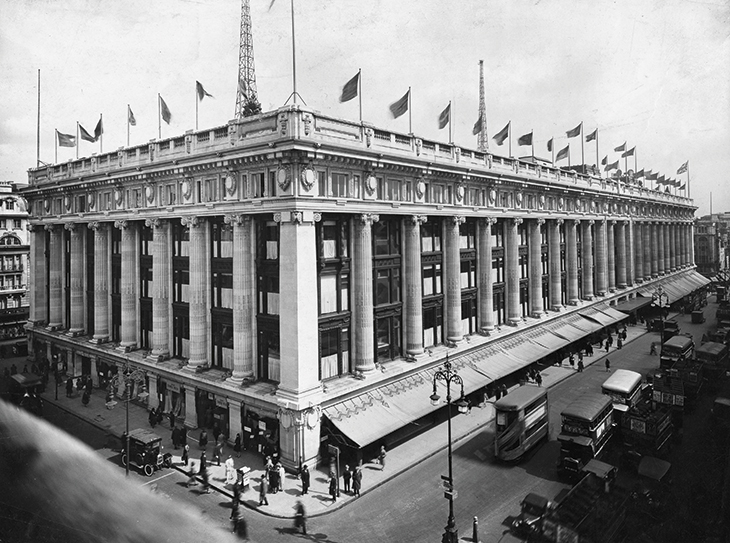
[580,122,584,169]
[508,121,512,158]
[408,87,412,134]
[158,94,162,140]
[76,122,80,160]
[290,0,298,105]
[99,113,103,154]
[195,82,199,130]
[358,68,362,123]
[36,69,41,168]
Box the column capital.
[535,218,545,226]
[609,219,616,225]
[64,222,77,232]
[114,219,128,230]
[480,217,498,227]
[586,219,595,226]
[87,221,105,231]
[555,218,564,226]
[572,219,581,227]
[145,217,166,229]
[408,214,428,226]
[450,215,466,226]
[27,223,43,232]
[180,216,200,229]
[511,217,523,226]
[224,213,252,226]
[274,211,322,224]
[44,224,56,232]
[359,213,380,226]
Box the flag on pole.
[160,95,172,124]
[517,132,532,146]
[586,129,597,142]
[614,142,626,152]
[492,122,509,145]
[636,169,645,178]
[605,160,619,171]
[196,81,214,101]
[389,90,410,119]
[57,131,76,147]
[79,124,95,142]
[601,155,608,165]
[128,106,136,126]
[646,172,658,180]
[566,123,581,138]
[237,77,248,101]
[94,116,103,140]
[555,145,569,162]
[657,175,666,185]
[471,115,482,135]
[677,160,689,174]
[547,138,553,152]
[340,72,360,103]
[679,183,686,190]
[437,103,451,129]
[621,146,635,158]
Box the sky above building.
[0,0,728,215]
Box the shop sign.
[215,396,228,408]
[165,381,181,393]
[258,420,267,431]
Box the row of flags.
[56,116,103,148]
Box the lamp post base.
[441,525,459,543]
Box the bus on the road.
[494,385,549,462]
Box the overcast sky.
[1,0,728,216]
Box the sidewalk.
[8,319,651,520]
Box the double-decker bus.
[557,393,614,480]
[601,369,644,422]
[494,385,549,461]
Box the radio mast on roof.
[235,0,262,119]
[477,60,488,152]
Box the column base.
[597,291,607,297]
[508,318,521,327]
[150,350,170,362]
[568,299,580,306]
[618,283,627,289]
[228,370,254,384]
[66,329,84,338]
[479,326,495,336]
[46,324,62,332]
[116,344,135,353]
[583,295,595,302]
[89,335,109,345]
[551,305,563,312]
[531,312,543,319]
[184,359,208,372]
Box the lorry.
[659,335,694,369]
[716,302,730,324]
[695,341,729,384]
[619,399,673,466]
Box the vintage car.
[121,428,172,476]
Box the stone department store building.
[22,106,705,469]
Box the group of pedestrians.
[258,456,286,506]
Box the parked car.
[121,428,172,476]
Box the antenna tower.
[235,0,261,118]
[477,60,488,152]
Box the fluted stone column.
[504,218,522,324]
[607,220,616,292]
[566,219,580,305]
[28,225,47,325]
[66,223,85,335]
[651,222,659,278]
[581,220,594,300]
[146,218,170,359]
[661,223,669,273]
[115,220,138,349]
[548,219,563,311]
[529,219,544,317]
[224,215,255,382]
[670,224,677,271]
[679,224,686,267]
[183,216,207,369]
[643,221,652,281]
[404,215,427,356]
[634,222,644,283]
[689,222,695,266]
[595,219,607,296]
[626,221,635,286]
[657,223,665,275]
[89,222,109,342]
[616,221,627,289]
[353,213,378,373]
[479,218,496,332]
[47,224,63,329]
[445,216,465,342]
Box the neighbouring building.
[0,181,30,358]
[21,106,707,470]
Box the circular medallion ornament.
[87,192,96,209]
[225,175,236,196]
[488,189,496,205]
[182,180,192,200]
[575,198,581,209]
[300,167,315,191]
[44,199,51,212]
[145,186,155,204]
[416,180,426,199]
[456,184,465,202]
[64,196,71,211]
[558,197,564,210]
[539,195,545,207]
[114,189,123,205]
[277,167,290,191]
[365,175,377,196]
[515,192,523,205]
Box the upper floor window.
[421,221,441,253]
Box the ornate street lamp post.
[652,286,670,349]
[107,359,148,477]
[430,355,469,543]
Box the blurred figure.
[294,500,307,535]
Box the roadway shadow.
[274,526,341,542]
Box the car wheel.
[144,464,155,477]
[121,454,128,467]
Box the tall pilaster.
[651,222,659,278]
[689,221,695,266]
[146,218,170,359]
[445,216,465,342]
[670,224,676,271]
[352,213,378,373]
[66,223,85,335]
[404,215,427,356]
[643,221,652,281]
[529,218,544,317]
[663,222,670,273]
[616,221,627,289]
[47,224,63,329]
[595,219,607,296]
[504,217,522,323]
[548,219,563,311]
[626,220,635,286]
[115,220,137,349]
[607,220,616,292]
[566,219,580,305]
[224,215,255,382]
[88,222,109,342]
[679,223,686,267]
[183,216,207,369]
[28,225,47,325]
[657,222,665,275]
[581,220,594,300]
[677,224,684,268]
[478,218,496,332]
[634,222,644,283]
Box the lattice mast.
[477,60,488,152]
[235,0,262,118]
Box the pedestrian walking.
[233,433,242,458]
[225,455,237,485]
[577,359,584,373]
[605,358,611,372]
[378,445,387,470]
[328,472,338,502]
[149,408,158,428]
[578,351,584,364]
[212,423,221,444]
[617,337,623,349]
[494,385,502,401]
[605,341,610,353]
[342,464,351,493]
[535,372,543,387]
[213,442,222,466]
[277,462,286,492]
[10,363,17,375]
[587,344,594,356]
[202,465,211,494]
[200,451,207,473]
[181,444,190,466]
[500,383,508,397]
[82,390,90,407]
[180,427,188,448]
[65,377,74,397]
[269,462,280,494]
[300,464,310,495]
[569,354,575,368]
[232,508,248,540]
[352,465,362,497]
[169,411,176,428]
[186,462,198,487]
[258,476,269,506]
[171,426,179,449]
[199,429,208,450]
[294,501,307,535]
